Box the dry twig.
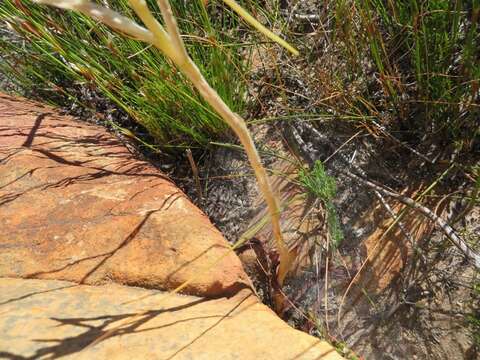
[342,170,480,269]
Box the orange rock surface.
[0,93,248,297]
[0,278,342,359]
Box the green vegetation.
[1,1,478,152]
[298,160,344,248]
[334,0,479,145]
[0,0,251,149]
[332,340,360,360]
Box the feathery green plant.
[299,160,344,248]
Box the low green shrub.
[298,160,344,248]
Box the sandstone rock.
[0,278,342,359]
[0,93,249,297]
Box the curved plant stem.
[178,56,291,283]
[222,0,299,56]
[152,1,293,286]
[34,0,296,286]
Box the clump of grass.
[298,160,344,248]
[335,0,480,144]
[0,0,249,149]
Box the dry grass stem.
[186,149,202,201]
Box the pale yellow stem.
[138,0,292,285]
[156,0,188,59]
[180,57,289,262]
[128,0,182,64]
[35,0,153,43]
[222,0,299,56]
[34,0,294,286]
